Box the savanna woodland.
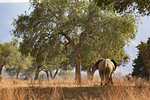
[11,0,138,84]
[0,0,150,100]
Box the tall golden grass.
[0,77,150,100]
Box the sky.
[0,2,31,42]
[115,17,150,75]
[0,1,150,76]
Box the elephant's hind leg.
[99,71,104,86]
[108,76,113,85]
[108,72,113,85]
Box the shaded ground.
[0,86,150,100]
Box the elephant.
[91,58,117,85]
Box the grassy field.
[0,77,150,100]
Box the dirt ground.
[1,86,150,100]
[0,78,150,100]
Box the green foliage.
[12,0,138,73]
[80,10,138,70]
[94,0,150,16]
[132,38,150,79]
[0,42,19,66]
[0,39,33,77]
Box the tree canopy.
[94,0,150,16]
[12,0,138,84]
[0,40,19,75]
[132,38,150,79]
[0,39,33,78]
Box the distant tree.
[132,38,150,80]
[13,0,138,84]
[5,68,16,78]
[94,0,150,16]
[0,40,19,75]
[5,54,33,79]
[42,53,69,80]
[0,39,33,78]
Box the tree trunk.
[49,71,52,79]
[34,65,41,80]
[59,32,81,84]
[16,68,21,79]
[45,70,49,80]
[75,60,81,85]
[49,69,59,79]
[53,69,59,79]
[87,68,93,80]
[0,65,3,76]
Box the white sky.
[0,0,29,3]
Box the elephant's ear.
[111,59,117,70]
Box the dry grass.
[0,76,150,100]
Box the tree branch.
[58,32,78,50]
[59,41,70,52]
[46,3,60,20]
[52,69,59,79]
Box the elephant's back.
[98,59,115,71]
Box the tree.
[5,54,33,79]
[42,52,69,80]
[94,0,150,16]
[132,38,150,80]
[0,39,33,78]
[12,0,138,84]
[0,40,20,75]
